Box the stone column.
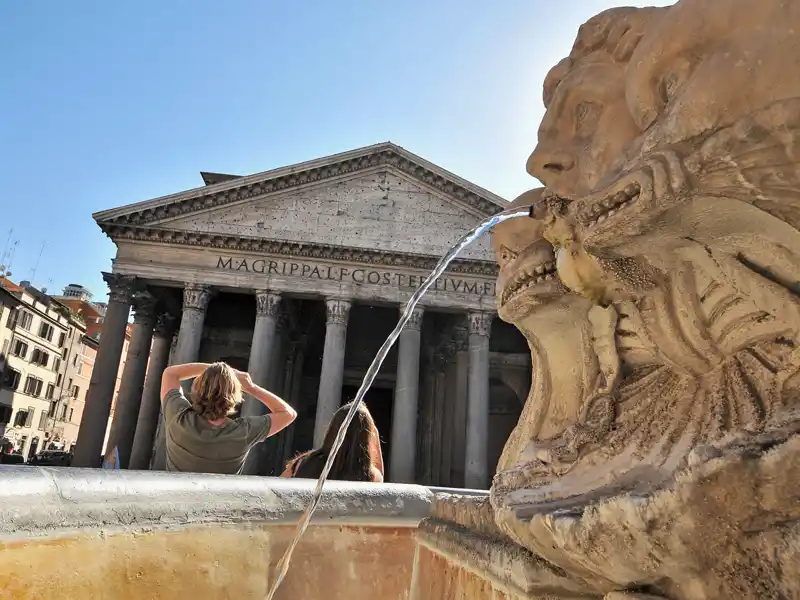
[439,338,458,486]
[464,311,493,489]
[431,356,448,485]
[241,290,281,475]
[129,313,175,470]
[451,324,470,486]
[174,284,212,365]
[389,307,423,483]
[72,273,137,468]
[280,336,307,467]
[106,292,157,469]
[313,298,351,447]
[151,283,211,470]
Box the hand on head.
[234,370,254,389]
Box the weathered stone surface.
[155,171,496,261]
[0,467,433,600]
[484,1,800,598]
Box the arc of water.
[264,207,530,600]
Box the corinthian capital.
[183,283,211,312]
[325,298,351,326]
[469,311,494,337]
[153,313,176,338]
[131,292,158,326]
[102,272,138,304]
[401,306,424,331]
[255,290,282,318]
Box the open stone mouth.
[579,182,641,228]
[501,260,557,306]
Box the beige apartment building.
[0,279,132,460]
[0,279,77,458]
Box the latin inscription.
[216,256,495,296]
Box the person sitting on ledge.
[280,401,384,482]
[160,362,297,474]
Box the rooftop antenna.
[29,241,45,285]
[1,229,12,266]
[1,239,19,278]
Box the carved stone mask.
[492,188,565,324]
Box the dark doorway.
[28,436,40,461]
[341,385,394,476]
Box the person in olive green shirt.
[160,361,297,474]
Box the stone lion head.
[534,0,800,283]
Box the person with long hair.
[280,402,384,482]
[160,362,297,474]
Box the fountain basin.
[0,467,437,600]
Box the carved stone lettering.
[214,255,496,297]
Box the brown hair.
[287,402,380,482]
[190,362,242,421]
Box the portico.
[77,143,530,487]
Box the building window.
[45,383,55,400]
[56,373,62,386]
[38,322,54,342]
[68,408,74,422]
[24,407,35,428]
[37,411,48,431]
[1,338,8,356]
[2,367,21,390]
[11,339,28,359]
[61,347,68,360]
[72,354,78,367]
[18,311,33,331]
[72,385,80,399]
[53,357,61,373]
[23,376,43,397]
[13,410,27,427]
[30,348,50,367]
[59,404,68,421]
[58,332,66,347]
[47,401,57,418]
[6,308,18,329]
[77,360,83,376]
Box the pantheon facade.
[73,143,531,489]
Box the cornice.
[94,145,505,228]
[100,224,500,277]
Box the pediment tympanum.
[94,143,506,262]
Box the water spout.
[265,206,531,600]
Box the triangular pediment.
[94,143,506,259]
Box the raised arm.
[237,372,298,436]
[160,363,211,400]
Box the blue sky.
[0,0,671,302]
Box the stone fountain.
[417,1,800,598]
